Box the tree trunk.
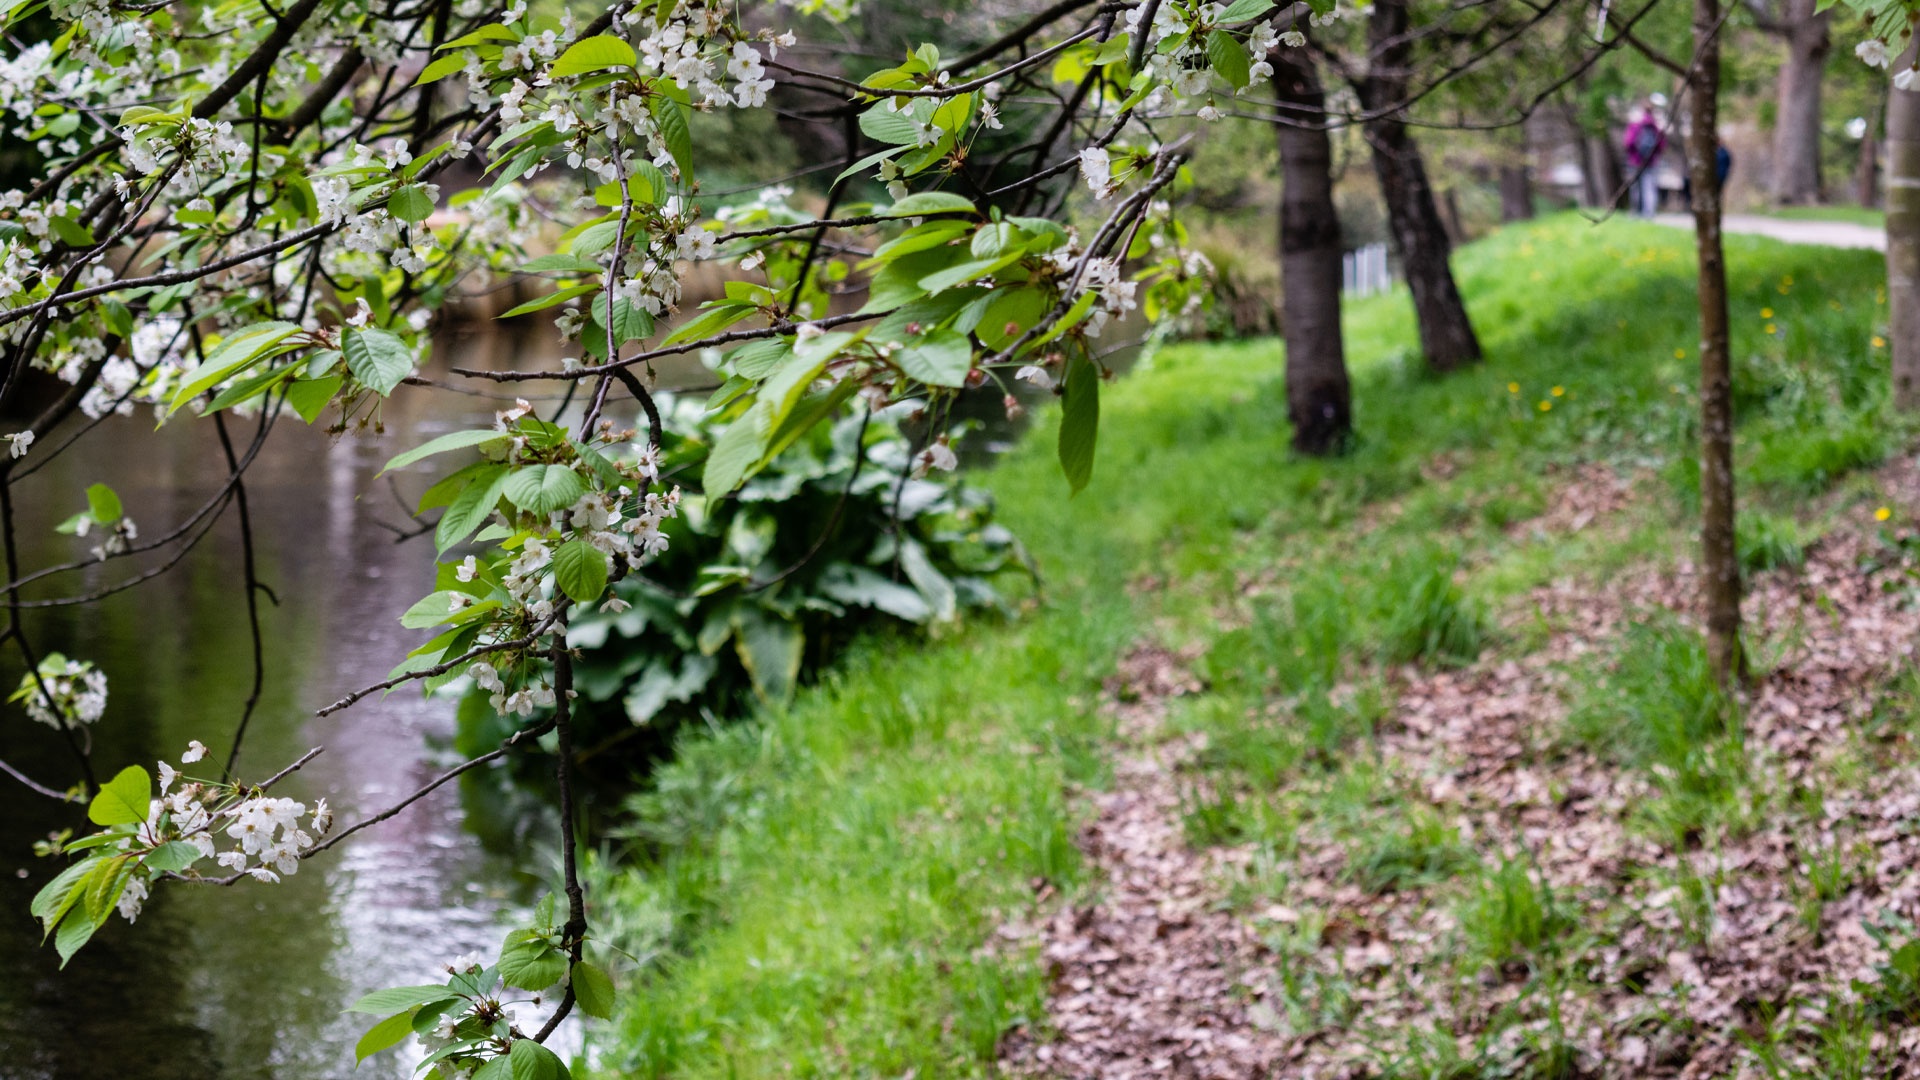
[1689,0,1742,686]
[1768,0,1831,205]
[1273,46,1351,455]
[1581,121,1626,209]
[1358,0,1482,372]
[1857,99,1880,209]
[1890,51,1920,409]
[1499,165,1533,221]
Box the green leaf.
[400,590,475,629]
[1217,0,1275,20]
[355,1011,416,1063]
[881,191,977,218]
[1058,351,1099,495]
[389,184,435,222]
[82,854,133,924]
[727,338,790,379]
[859,103,925,146]
[380,429,505,475]
[435,465,511,553]
[49,215,93,247]
[509,1038,569,1080]
[818,564,932,621]
[898,537,957,620]
[341,327,414,396]
[503,465,588,515]
[659,302,752,347]
[143,840,202,872]
[1206,30,1251,89]
[31,859,95,925]
[893,327,971,387]
[472,1057,513,1080]
[498,283,599,319]
[571,961,615,1018]
[702,405,771,495]
[977,287,1050,349]
[88,765,150,826]
[553,540,608,604]
[54,905,97,967]
[652,94,694,176]
[348,984,462,1014]
[498,931,567,991]
[413,53,467,85]
[519,253,604,274]
[917,252,1021,294]
[99,298,133,337]
[169,321,301,413]
[437,22,517,48]
[85,483,121,524]
[732,607,802,705]
[590,292,654,347]
[550,34,637,76]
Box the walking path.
[1651,211,1886,251]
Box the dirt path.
[1000,462,1920,1078]
[1651,211,1885,251]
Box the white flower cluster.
[1123,0,1276,102]
[140,742,335,905]
[17,656,107,730]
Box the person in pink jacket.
[1622,107,1666,217]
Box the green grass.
[1763,205,1886,228]
[583,215,1902,1077]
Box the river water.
[0,325,606,1080]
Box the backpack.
[1634,125,1660,159]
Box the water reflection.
[0,325,573,1079]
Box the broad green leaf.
[437,23,517,48]
[435,465,511,553]
[898,536,958,620]
[472,1057,512,1080]
[31,859,95,924]
[380,429,505,475]
[1218,0,1275,20]
[82,854,132,924]
[204,362,296,413]
[702,405,771,496]
[1058,351,1099,495]
[168,321,300,413]
[732,607,802,705]
[659,302,751,348]
[652,94,693,176]
[590,292,653,348]
[88,765,150,826]
[502,465,588,515]
[833,146,906,185]
[355,1011,415,1063]
[142,840,202,872]
[893,327,971,387]
[348,984,461,1014]
[341,327,414,396]
[859,103,925,146]
[881,191,977,218]
[498,931,566,990]
[508,1039,569,1080]
[388,184,435,222]
[1206,30,1251,89]
[917,252,1021,295]
[413,53,466,85]
[85,483,121,524]
[54,905,97,967]
[818,563,931,621]
[552,540,607,604]
[977,287,1050,349]
[400,590,475,629]
[571,961,615,1019]
[550,34,637,76]
[726,338,790,379]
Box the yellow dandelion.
[1675,348,1687,359]
[1507,382,1519,394]
[1670,383,1684,394]
[1879,289,1888,305]
[1874,336,1887,348]
[1761,307,1774,318]
[1778,285,1791,294]
[1782,275,1794,286]
[1830,300,1843,311]
[1877,506,1893,522]
[1538,400,1552,412]
[1766,324,1778,335]
[1551,385,1565,397]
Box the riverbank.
[584,215,1918,1077]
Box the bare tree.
[1891,53,1920,409]
[1273,42,1352,454]
[1690,0,1743,684]
[1355,0,1483,371]
[1753,0,1832,205]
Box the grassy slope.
[586,214,1898,1078]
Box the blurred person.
[1623,106,1666,216]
